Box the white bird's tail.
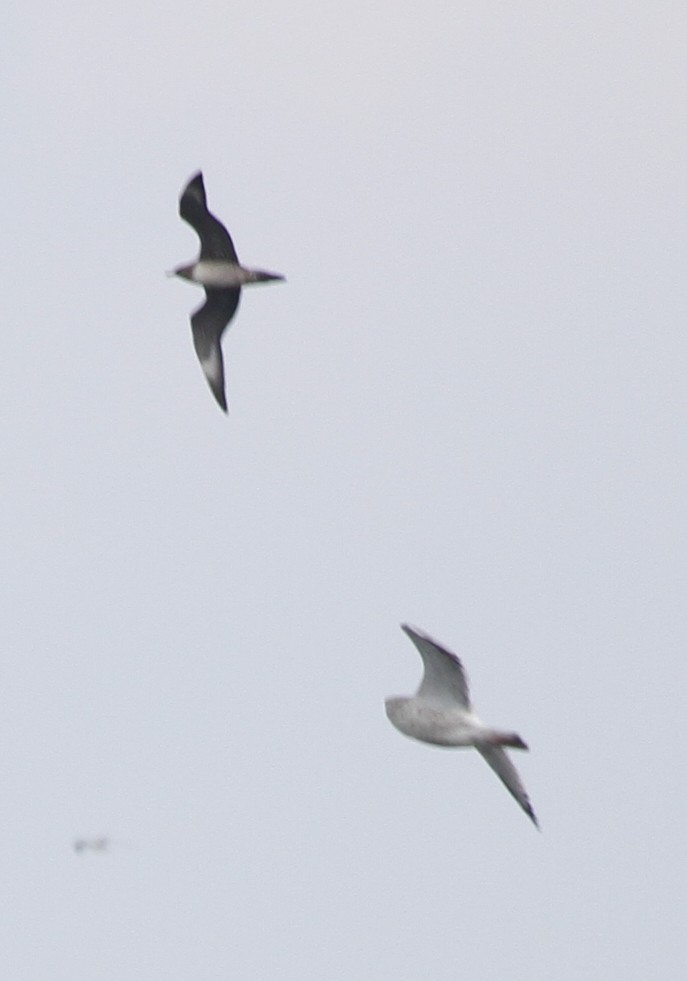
[487,730,529,750]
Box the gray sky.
[3,2,686,978]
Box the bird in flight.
[73,836,110,854]
[171,172,285,412]
[386,624,538,827]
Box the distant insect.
[170,172,285,412]
[73,836,110,854]
[386,624,538,827]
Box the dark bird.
[171,172,284,412]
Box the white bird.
[386,624,538,827]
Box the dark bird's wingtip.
[185,170,203,186]
[180,171,207,209]
[212,388,228,413]
[210,391,228,413]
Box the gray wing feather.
[401,624,471,709]
[476,744,539,827]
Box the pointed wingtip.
[526,804,540,830]
[400,623,416,644]
[180,171,207,211]
[201,366,228,413]
[185,170,203,187]
[213,390,228,413]
[400,623,433,646]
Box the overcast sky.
[2,2,687,978]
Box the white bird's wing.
[476,744,539,827]
[401,624,472,710]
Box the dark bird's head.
[167,263,196,281]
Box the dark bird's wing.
[401,624,472,710]
[476,744,539,827]
[180,172,239,262]
[190,289,241,412]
